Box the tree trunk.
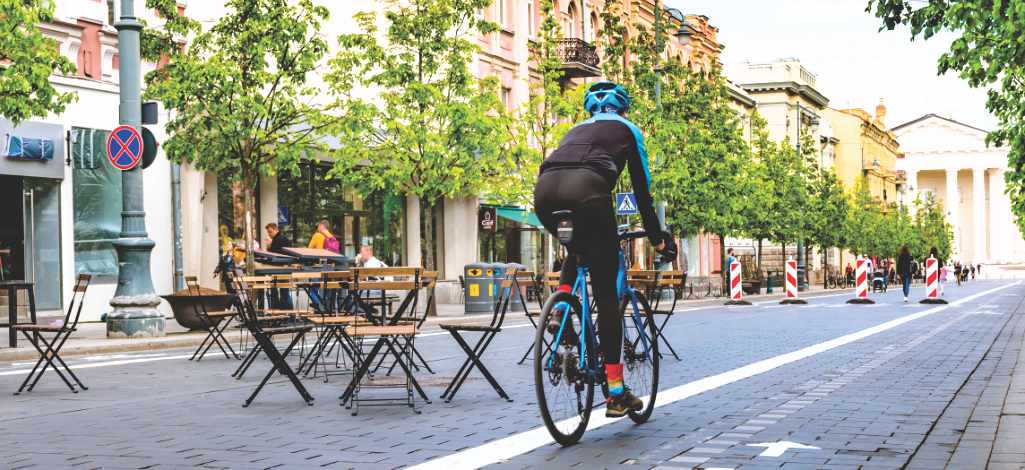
[757,238,763,272]
[422,198,435,270]
[242,168,257,275]
[718,233,727,297]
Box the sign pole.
[107,0,163,338]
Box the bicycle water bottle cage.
[553,210,574,245]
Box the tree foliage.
[146,0,335,267]
[326,0,504,270]
[913,192,954,261]
[0,0,76,125]
[867,0,1025,237]
[490,0,574,207]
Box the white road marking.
[408,281,1021,470]
[748,441,820,458]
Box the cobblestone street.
[2,280,1023,469]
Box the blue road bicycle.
[534,211,659,446]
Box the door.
[23,179,62,310]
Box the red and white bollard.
[847,257,875,304]
[920,256,948,304]
[780,258,807,304]
[725,260,751,305]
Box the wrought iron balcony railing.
[555,38,600,76]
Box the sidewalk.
[0,284,845,362]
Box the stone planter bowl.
[161,289,235,331]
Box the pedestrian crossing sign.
[616,192,639,215]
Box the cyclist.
[533,81,676,418]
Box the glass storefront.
[479,205,546,273]
[276,161,405,265]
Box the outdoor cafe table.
[280,247,351,267]
[2,280,36,348]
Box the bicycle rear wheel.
[620,292,659,424]
[535,291,594,446]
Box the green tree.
[867,0,1025,236]
[490,0,573,207]
[846,177,881,258]
[805,165,850,285]
[913,192,954,261]
[146,0,335,267]
[0,0,76,125]
[326,0,503,270]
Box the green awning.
[495,207,544,228]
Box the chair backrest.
[417,271,439,322]
[352,267,421,324]
[232,276,266,333]
[490,274,516,330]
[65,274,92,329]
[185,275,214,318]
[544,272,561,290]
[627,270,661,290]
[511,270,539,312]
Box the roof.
[891,113,990,134]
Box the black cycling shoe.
[605,389,644,417]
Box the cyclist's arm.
[623,122,663,244]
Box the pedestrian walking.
[897,246,912,302]
[970,264,976,280]
[954,262,963,286]
[977,263,982,278]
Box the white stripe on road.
[409,281,1021,470]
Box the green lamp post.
[107,0,164,338]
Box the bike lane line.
[408,281,1021,470]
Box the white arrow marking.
[747,441,820,458]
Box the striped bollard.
[724,260,751,306]
[780,258,807,304]
[920,256,948,304]
[847,257,875,304]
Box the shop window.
[71,127,122,275]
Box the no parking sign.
[106,125,144,171]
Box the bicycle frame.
[546,245,654,375]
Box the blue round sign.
[106,125,144,171]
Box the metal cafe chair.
[232,276,296,379]
[297,271,365,382]
[439,269,523,402]
[185,276,239,361]
[233,275,314,407]
[339,267,429,415]
[372,271,438,376]
[517,271,558,365]
[628,269,683,361]
[13,274,91,395]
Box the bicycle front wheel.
[535,291,594,446]
[620,292,659,424]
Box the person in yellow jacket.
[308,219,340,253]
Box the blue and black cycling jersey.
[538,111,661,242]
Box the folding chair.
[233,276,314,407]
[13,274,91,395]
[297,271,364,381]
[339,267,429,415]
[628,270,682,361]
[517,272,558,365]
[186,276,240,361]
[439,270,522,402]
[373,271,438,376]
[232,276,296,379]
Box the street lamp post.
[107,0,164,338]
[795,105,808,291]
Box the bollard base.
[920,298,948,304]
[780,298,808,305]
[847,298,875,304]
[725,300,752,306]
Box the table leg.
[8,287,16,348]
[27,286,36,324]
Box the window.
[527,1,535,37]
[71,127,122,275]
[107,0,117,25]
[501,87,513,110]
[497,0,507,28]
[567,2,578,38]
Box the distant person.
[977,263,982,278]
[897,246,912,302]
[939,263,948,296]
[265,223,288,254]
[954,262,963,286]
[970,264,976,280]
[725,248,736,273]
[308,219,340,253]
[355,245,388,268]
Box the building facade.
[893,114,1025,264]
[824,102,902,206]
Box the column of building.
[945,169,960,258]
[972,168,987,263]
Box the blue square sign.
[616,192,639,215]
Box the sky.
[665,0,997,131]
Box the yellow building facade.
[824,102,903,205]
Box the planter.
[161,290,235,331]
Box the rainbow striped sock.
[606,363,624,396]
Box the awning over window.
[495,207,544,228]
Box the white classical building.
[893,114,1025,264]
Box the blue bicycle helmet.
[583,81,631,115]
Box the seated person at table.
[265,223,288,254]
[355,245,388,268]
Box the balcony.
[556,38,601,79]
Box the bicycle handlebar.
[619,230,648,241]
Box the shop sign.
[479,207,497,232]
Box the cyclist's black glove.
[655,231,677,265]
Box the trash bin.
[504,263,527,312]
[464,263,494,314]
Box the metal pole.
[108,0,164,337]
[654,0,661,108]
[796,104,807,291]
[171,164,184,292]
